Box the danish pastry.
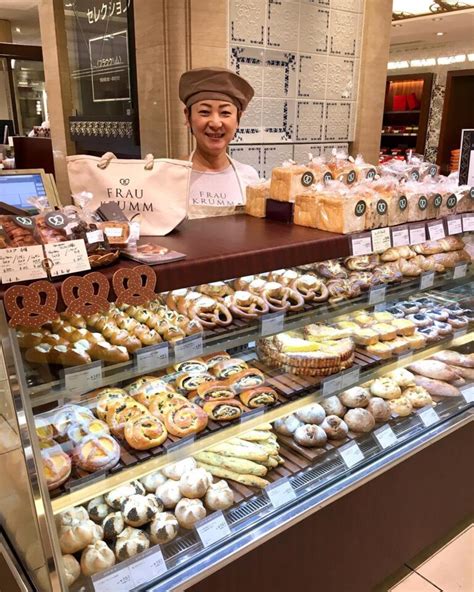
[227,368,265,392]
[53,405,95,438]
[149,512,179,544]
[239,386,277,408]
[73,434,120,472]
[202,399,244,422]
[148,393,190,420]
[42,446,71,490]
[95,388,130,421]
[107,400,149,438]
[115,527,150,561]
[164,403,209,436]
[196,382,235,402]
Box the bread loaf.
[270,165,316,202]
[245,180,270,218]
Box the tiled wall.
[228,0,364,178]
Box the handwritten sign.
[0,245,47,283]
[371,227,391,253]
[45,239,91,277]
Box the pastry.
[294,424,327,447]
[164,403,209,436]
[433,321,452,336]
[149,512,179,545]
[366,342,393,359]
[290,274,329,302]
[80,540,115,577]
[59,519,103,554]
[320,415,349,440]
[67,419,110,445]
[87,497,109,523]
[56,507,89,530]
[446,313,469,328]
[196,382,235,402]
[124,416,168,450]
[102,511,125,540]
[390,318,416,336]
[149,393,189,421]
[179,467,212,498]
[140,471,167,493]
[262,282,305,312]
[62,554,81,586]
[95,388,130,421]
[202,399,244,422]
[273,415,303,436]
[370,378,401,400]
[42,446,71,490]
[373,311,395,323]
[403,386,433,409]
[385,368,415,388]
[366,397,391,422]
[352,328,379,346]
[175,498,207,529]
[344,408,375,432]
[413,376,461,398]
[319,396,346,418]
[404,332,427,349]
[187,295,233,329]
[121,494,162,527]
[344,254,379,271]
[388,396,413,417]
[156,480,183,509]
[106,399,150,437]
[104,481,146,509]
[176,372,214,392]
[227,368,265,392]
[173,359,208,374]
[204,480,234,511]
[294,403,325,424]
[239,386,277,408]
[431,350,474,368]
[407,360,461,382]
[53,405,95,438]
[200,351,231,368]
[371,323,397,341]
[339,386,371,408]
[224,291,269,319]
[315,259,348,279]
[73,434,121,472]
[398,301,420,315]
[426,308,449,322]
[115,527,150,561]
[86,341,130,363]
[212,358,248,380]
[406,314,433,329]
[126,376,172,399]
[162,457,197,480]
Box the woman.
[179,67,259,219]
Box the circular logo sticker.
[470,187,474,199]
[433,194,442,208]
[398,195,408,211]
[377,199,388,215]
[12,215,35,229]
[411,170,420,181]
[354,200,366,217]
[347,170,356,184]
[366,168,376,180]
[323,171,333,183]
[429,165,437,177]
[447,194,457,209]
[301,171,315,187]
[45,211,69,229]
[418,196,428,211]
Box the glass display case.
[0,224,472,592]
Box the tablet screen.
[0,173,46,210]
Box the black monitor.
[0,120,15,141]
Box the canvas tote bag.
[67,152,192,236]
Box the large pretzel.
[262,282,305,312]
[187,295,233,329]
[62,271,110,316]
[4,281,59,328]
[113,265,156,306]
[289,275,329,302]
[224,291,269,320]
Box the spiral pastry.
[124,416,168,449]
[149,393,189,420]
[164,403,208,437]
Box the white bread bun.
[320,396,346,417]
[62,554,80,586]
[156,480,183,509]
[179,468,212,499]
[204,480,235,511]
[344,408,375,433]
[295,403,325,424]
[162,457,197,480]
[320,415,349,440]
[80,540,115,576]
[149,512,179,545]
[366,397,391,422]
[175,498,207,529]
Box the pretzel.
[113,265,156,306]
[4,281,59,328]
[187,295,233,328]
[62,271,110,317]
[224,291,269,319]
[262,282,305,312]
[289,275,329,302]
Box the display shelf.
[21,268,473,408]
[384,110,421,115]
[49,329,473,514]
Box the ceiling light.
[15,27,21,33]
[468,53,474,61]
[436,31,444,35]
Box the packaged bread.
[361,184,389,229]
[245,180,270,218]
[270,163,316,202]
[455,187,474,214]
[353,154,377,182]
[327,151,357,186]
[404,182,428,223]
[371,176,408,226]
[307,156,334,184]
[293,189,320,229]
[98,221,131,246]
[0,215,40,247]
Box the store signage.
[195,511,231,548]
[260,311,285,337]
[446,215,463,235]
[369,285,386,305]
[90,29,131,102]
[265,477,296,508]
[462,213,474,232]
[128,546,167,587]
[371,227,391,253]
[419,271,435,290]
[458,129,474,186]
[374,425,397,449]
[45,211,70,229]
[322,374,343,396]
[45,239,91,277]
[0,245,47,283]
[64,361,102,393]
[391,225,409,247]
[427,220,445,242]
[135,342,169,373]
[173,334,203,362]
[418,406,439,427]
[339,441,364,469]
[409,223,426,245]
[453,263,468,279]
[301,171,314,187]
[351,232,372,257]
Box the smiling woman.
[179,67,260,219]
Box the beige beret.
[179,67,254,111]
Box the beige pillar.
[38,0,75,203]
[351,0,392,163]
[0,20,12,42]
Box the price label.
[260,311,285,337]
[374,425,397,449]
[418,406,439,427]
[461,386,474,403]
[427,221,445,241]
[453,263,468,279]
[92,566,133,592]
[135,342,169,373]
[0,245,47,283]
[462,214,474,232]
[86,229,104,244]
[391,225,410,248]
[173,333,203,362]
[44,239,91,277]
[103,227,124,238]
[322,374,343,396]
[446,215,462,235]
[351,233,373,257]
[339,441,364,469]
[195,511,231,548]
[371,227,391,253]
[409,224,426,245]
[341,366,361,389]
[64,361,102,393]
[369,285,386,305]
[265,477,296,508]
[128,546,167,587]
[420,271,435,290]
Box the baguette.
[448,365,474,381]
[431,350,474,369]
[194,451,268,476]
[239,430,274,441]
[196,461,270,488]
[408,360,462,382]
[260,456,279,468]
[210,442,269,462]
[413,376,460,397]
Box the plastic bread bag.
[68,192,111,254]
[245,178,270,218]
[328,149,357,186]
[307,155,334,184]
[353,154,378,182]
[357,182,388,229]
[403,180,429,222]
[29,196,70,244]
[293,183,322,229]
[0,214,40,247]
[270,160,316,202]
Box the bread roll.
[121,494,161,527]
[140,470,167,493]
[87,496,109,523]
[385,368,416,388]
[369,378,402,400]
[80,540,115,577]
[273,415,303,436]
[320,415,349,440]
[115,527,150,561]
[403,386,433,409]
[294,424,327,447]
[149,512,179,545]
[204,480,235,511]
[339,386,371,408]
[104,481,146,509]
[344,408,375,433]
[59,520,103,554]
[162,457,197,480]
[367,397,392,422]
[62,554,80,586]
[175,498,207,529]
[294,403,325,424]
[102,512,125,540]
[156,480,183,509]
[388,396,413,417]
[179,468,212,499]
[320,396,346,417]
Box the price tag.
[409,224,426,245]
[462,213,474,232]
[341,366,360,389]
[44,239,91,277]
[446,216,463,235]
[369,285,386,305]
[64,361,102,393]
[86,229,104,244]
[128,546,167,587]
[420,271,435,290]
[103,227,124,238]
[195,511,231,548]
[265,477,296,508]
[260,311,285,337]
[173,333,203,362]
[351,233,373,257]
[322,374,343,396]
[92,566,133,592]
[391,225,410,248]
[339,441,364,469]
[418,406,439,427]
[374,425,397,449]
[427,221,445,241]
[453,263,468,279]
[371,227,391,253]
[461,386,474,403]
[135,342,169,373]
[0,245,47,283]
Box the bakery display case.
[0,220,472,592]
